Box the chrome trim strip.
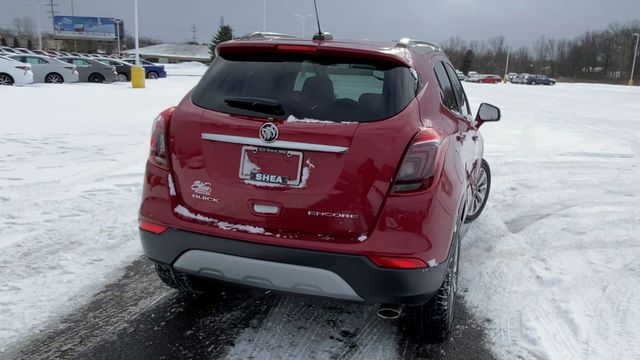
[201,133,349,154]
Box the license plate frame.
[239,146,303,186]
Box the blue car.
[123,59,167,79]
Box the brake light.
[276,44,317,52]
[392,128,444,193]
[139,220,167,234]
[149,107,174,169]
[368,255,428,269]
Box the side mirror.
[475,103,501,128]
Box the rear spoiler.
[216,41,414,68]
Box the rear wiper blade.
[224,97,284,116]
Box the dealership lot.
[1,75,639,359]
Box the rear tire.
[155,264,208,294]
[148,71,159,79]
[45,73,64,84]
[116,73,129,82]
[465,159,491,223]
[0,73,14,86]
[403,222,461,342]
[88,73,105,83]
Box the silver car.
[6,54,79,83]
[58,56,117,83]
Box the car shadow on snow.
[6,256,495,360]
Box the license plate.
[239,146,303,186]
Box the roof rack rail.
[396,38,442,54]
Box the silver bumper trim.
[174,250,363,301]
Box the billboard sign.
[53,16,117,40]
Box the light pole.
[28,1,44,50]
[294,14,313,38]
[114,19,121,56]
[131,0,145,88]
[504,47,510,82]
[263,0,266,32]
[134,0,140,66]
[630,33,640,86]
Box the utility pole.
[70,0,76,51]
[29,1,43,50]
[630,33,640,86]
[191,24,197,44]
[114,19,122,55]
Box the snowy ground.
[463,82,640,360]
[1,75,639,359]
[0,76,200,349]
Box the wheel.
[465,159,491,223]
[116,73,128,82]
[148,71,159,79]
[88,73,105,83]
[45,73,64,84]
[531,81,537,85]
[155,264,208,294]
[0,73,14,86]
[403,223,461,342]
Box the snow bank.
[163,62,208,77]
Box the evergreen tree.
[1,37,7,47]
[13,37,19,48]
[461,50,474,75]
[209,25,233,60]
[27,38,33,50]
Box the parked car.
[57,56,117,83]
[455,69,465,80]
[524,74,555,85]
[122,58,167,79]
[0,55,34,86]
[0,46,19,54]
[6,54,78,83]
[477,74,502,84]
[13,48,34,55]
[29,49,49,56]
[138,37,500,341]
[95,57,132,82]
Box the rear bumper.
[141,227,448,305]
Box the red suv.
[139,37,500,341]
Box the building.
[123,43,209,64]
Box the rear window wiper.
[224,97,284,116]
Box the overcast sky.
[1,0,639,47]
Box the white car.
[0,55,34,86]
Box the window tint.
[192,54,416,123]
[72,59,90,66]
[433,62,458,112]
[444,63,471,117]
[25,57,47,65]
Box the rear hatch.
[169,44,419,242]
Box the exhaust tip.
[377,304,402,319]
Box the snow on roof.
[123,43,209,60]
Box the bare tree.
[12,17,36,38]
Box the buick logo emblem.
[259,123,278,143]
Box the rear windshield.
[191,53,417,122]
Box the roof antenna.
[312,0,333,41]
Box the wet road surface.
[6,256,496,360]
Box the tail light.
[368,255,428,269]
[392,128,445,193]
[139,220,167,234]
[149,107,175,169]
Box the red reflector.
[276,44,317,52]
[139,220,167,234]
[367,255,428,269]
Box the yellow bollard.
[131,66,146,88]
[629,79,635,86]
